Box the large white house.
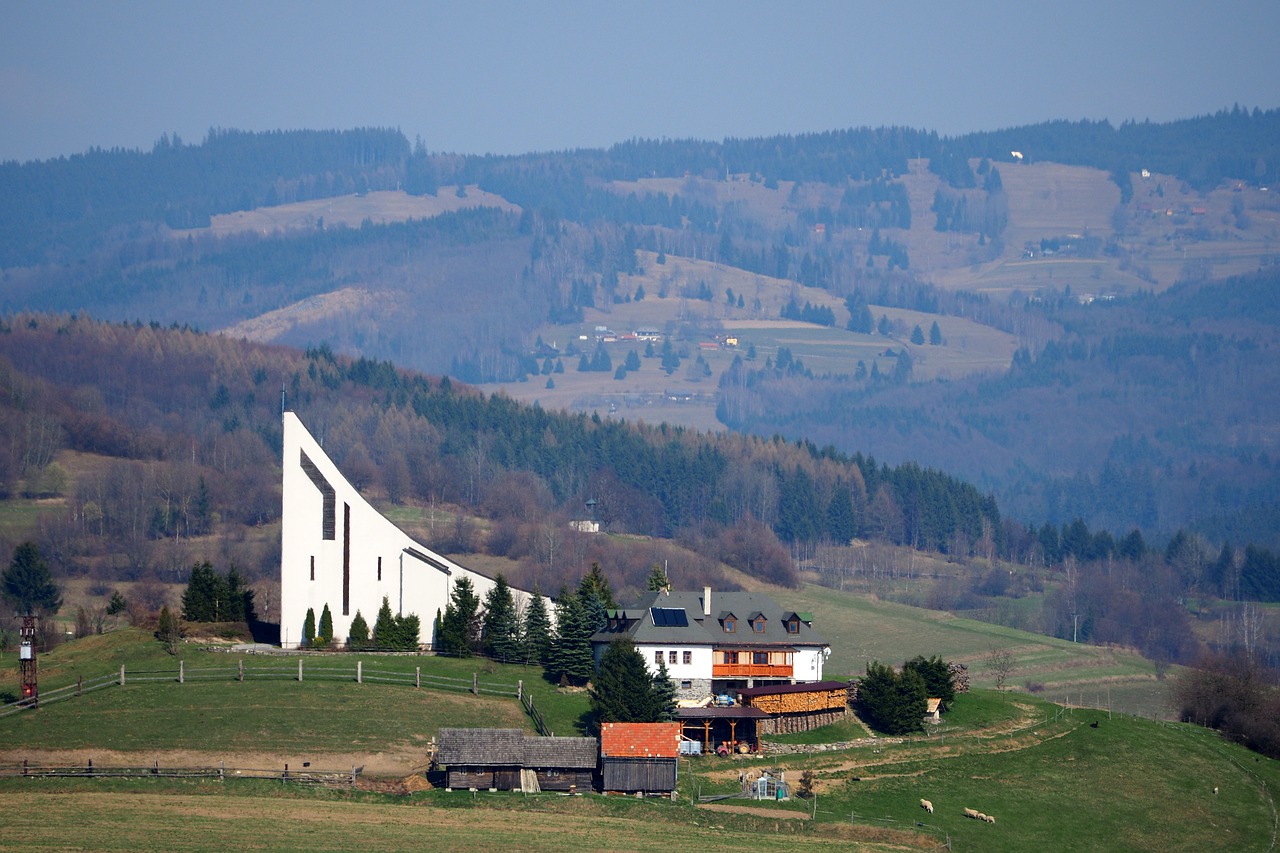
[590,587,831,702]
[279,411,539,649]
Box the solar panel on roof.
[651,607,688,627]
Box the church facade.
[279,411,537,649]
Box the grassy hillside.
[0,630,1274,851]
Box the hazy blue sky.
[3,1,1278,163]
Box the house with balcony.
[590,586,830,704]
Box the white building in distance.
[279,411,539,649]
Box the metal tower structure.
[18,614,37,707]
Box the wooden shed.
[599,722,681,794]
[437,728,598,792]
[737,680,851,735]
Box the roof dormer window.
[723,617,736,633]
[752,617,765,633]
[786,618,799,634]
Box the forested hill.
[0,314,1000,589]
[3,109,1278,266]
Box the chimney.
[703,586,711,617]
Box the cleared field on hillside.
[484,250,1017,423]
[174,188,518,239]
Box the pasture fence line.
[1,659,540,726]
[0,758,364,787]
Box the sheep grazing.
[1214,786,1219,795]
[920,798,934,813]
[982,813,996,824]
[963,807,980,819]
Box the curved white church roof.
[279,411,537,649]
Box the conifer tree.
[302,607,316,648]
[2,542,61,617]
[652,659,678,722]
[548,588,595,685]
[482,574,519,661]
[589,639,659,732]
[438,577,480,656]
[347,610,369,650]
[521,585,552,666]
[317,603,334,647]
[373,597,396,649]
[181,561,226,622]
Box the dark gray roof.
[523,735,599,769]
[591,590,826,648]
[737,680,851,697]
[437,728,597,769]
[437,728,525,765]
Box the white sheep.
[963,807,979,819]
[920,798,934,813]
[982,813,996,824]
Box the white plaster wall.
[793,647,829,682]
[280,412,537,649]
[634,643,714,681]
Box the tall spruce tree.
[438,576,480,657]
[482,574,519,661]
[589,639,660,732]
[521,585,552,666]
[548,587,596,686]
[2,542,61,617]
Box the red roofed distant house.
[599,722,681,795]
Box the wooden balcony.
[712,663,793,678]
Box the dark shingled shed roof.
[437,728,597,769]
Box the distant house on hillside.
[590,587,830,703]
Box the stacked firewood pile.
[949,662,970,693]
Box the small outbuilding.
[600,722,682,795]
[437,728,597,793]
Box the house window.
[681,680,692,690]
[753,651,769,665]
[310,556,315,581]
[724,618,735,633]
[786,619,799,634]
[669,650,678,664]
[377,556,382,582]
[752,618,765,633]
[655,651,663,664]
[683,651,692,665]
[723,651,737,664]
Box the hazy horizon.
[4,0,1279,164]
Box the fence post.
[357,661,362,684]
[179,660,184,684]
[239,659,244,682]
[298,659,303,682]
[518,679,523,701]
[77,675,83,696]
[473,673,478,695]
[416,666,421,689]
[120,664,125,685]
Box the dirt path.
[0,746,426,777]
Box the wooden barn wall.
[534,768,595,791]
[447,768,521,789]
[601,758,677,792]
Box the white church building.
[279,411,539,649]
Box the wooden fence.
[0,758,363,787]
[0,659,536,724]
